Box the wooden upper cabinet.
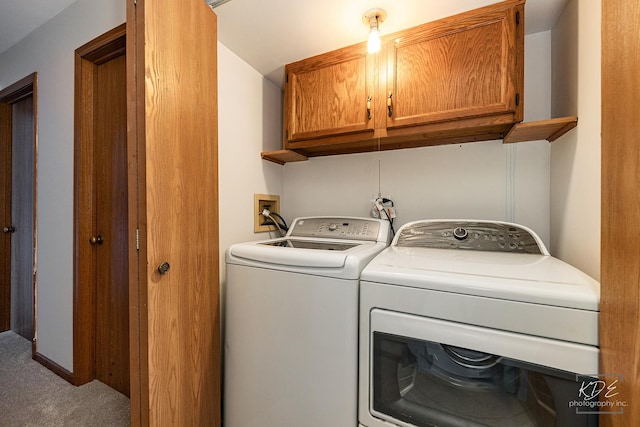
[285,44,376,144]
[282,0,524,157]
[385,1,523,132]
[268,0,574,164]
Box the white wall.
[217,42,283,286]
[0,0,125,371]
[282,33,553,247]
[550,0,601,280]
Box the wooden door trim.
[0,73,37,352]
[72,23,126,387]
[127,1,147,422]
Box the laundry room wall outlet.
[254,193,281,232]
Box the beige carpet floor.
[0,330,130,426]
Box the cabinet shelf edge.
[503,116,578,144]
[261,149,308,165]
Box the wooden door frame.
[72,23,126,386]
[126,1,144,422]
[0,73,38,352]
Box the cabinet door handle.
[3,225,16,234]
[387,92,393,117]
[366,96,372,120]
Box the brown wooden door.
[93,53,129,396]
[73,25,130,392]
[385,0,523,131]
[285,43,376,145]
[127,0,220,425]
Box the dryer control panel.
[395,220,547,255]
[289,217,383,242]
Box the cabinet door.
[385,1,523,131]
[127,0,220,425]
[285,44,376,145]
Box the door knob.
[89,235,104,245]
[3,225,16,234]
[157,262,170,275]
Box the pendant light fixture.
[363,8,387,54]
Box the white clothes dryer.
[358,219,600,427]
[225,216,390,427]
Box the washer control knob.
[453,227,469,241]
[328,223,338,231]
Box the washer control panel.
[289,217,382,241]
[396,220,545,254]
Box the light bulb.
[363,8,386,54]
[368,27,381,53]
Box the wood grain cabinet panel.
[386,3,522,131]
[282,0,524,159]
[285,44,375,145]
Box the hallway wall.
[0,0,125,371]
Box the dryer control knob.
[453,227,469,241]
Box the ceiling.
[216,0,569,86]
[1,0,569,87]
[0,0,77,55]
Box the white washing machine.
[225,216,391,427]
[358,219,600,427]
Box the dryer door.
[366,310,601,427]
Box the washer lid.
[226,216,391,274]
[229,241,352,268]
[361,246,600,311]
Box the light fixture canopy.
[206,0,232,8]
[363,8,387,54]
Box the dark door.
[0,100,8,333]
[93,53,129,396]
[10,95,35,340]
[0,75,36,340]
